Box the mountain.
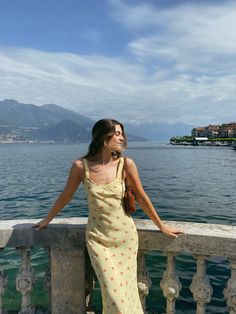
[125,122,194,141]
[126,133,149,142]
[0,98,191,142]
[0,99,148,143]
[30,119,91,142]
[40,104,94,128]
[0,99,94,128]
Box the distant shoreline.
[170,136,236,148]
[171,142,233,147]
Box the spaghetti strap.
[116,157,124,179]
[83,158,90,179]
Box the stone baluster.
[160,252,182,314]
[223,258,236,314]
[0,249,7,314]
[190,255,213,314]
[50,242,86,313]
[16,247,35,314]
[137,250,152,313]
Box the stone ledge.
[0,217,236,257]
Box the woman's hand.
[160,224,185,238]
[33,217,51,230]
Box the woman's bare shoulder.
[74,158,84,167]
[72,159,85,178]
[124,156,135,166]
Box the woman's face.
[106,124,124,152]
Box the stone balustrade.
[0,217,236,313]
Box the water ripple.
[1,143,236,312]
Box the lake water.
[0,142,236,313]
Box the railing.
[0,218,236,314]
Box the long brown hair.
[83,119,127,159]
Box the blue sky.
[0,0,236,126]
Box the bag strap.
[124,158,135,198]
[123,157,130,186]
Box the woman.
[34,118,184,314]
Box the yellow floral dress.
[83,157,143,314]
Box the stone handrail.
[0,218,236,313]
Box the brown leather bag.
[123,157,136,215]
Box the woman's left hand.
[160,224,185,238]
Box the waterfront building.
[205,125,220,138]
[193,137,210,145]
[219,123,236,138]
[192,122,236,139]
[191,127,207,138]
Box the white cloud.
[0,45,236,126]
[119,2,236,64]
[108,0,161,30]
[1,1,236,126]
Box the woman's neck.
[90,149,116,165]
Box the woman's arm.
[126,158,184,238]
[33,160,84,230]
